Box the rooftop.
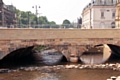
[82,0,116,12]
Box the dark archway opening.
[0,46,68,68]
[106,44,120,62]
[60,56,68,62]
[0,46,37,68]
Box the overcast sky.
[4,0,91,24]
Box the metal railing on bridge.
[81,24,116,29]
[0,24,119,29]
[0,24,82,29]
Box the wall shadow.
[0,46,68,68]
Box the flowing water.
[0,50,120,80]
[0,68,120,80]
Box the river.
[0,50,120,80]
[0,67,120,80]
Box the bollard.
[111,76,116,80]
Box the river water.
[40,69,120,80]
[0,68,120,80]
[0,50,120,80]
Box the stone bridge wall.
[0,29,120,59]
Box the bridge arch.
[0,29,120,65]
[0,45,69,66]
[80,44,120,64]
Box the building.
[77,17,82,28]
[0,0,16,27]
[115,0,120,28]
[81,0,117,29]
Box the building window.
[107,10,110,12]
[112,12,115,18]
[111,22,115,28]
[101,0,105,5]
[101,12,105,19]
[99,22,105,28]
[112,0,117,5]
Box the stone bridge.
[0,28,120,62]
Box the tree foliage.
[38,16,48,24]
[14,7,56,28]
[14,7,71,28]
[49,21,56,24]
[62,19,71,24]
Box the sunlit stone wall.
[0,29,120,59]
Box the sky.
[3,0,91,24]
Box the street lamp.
[28,12,30,28]
[32,5,40,26]
[17,13,21,28]
[0,11,2,27]
[1,10,5,27]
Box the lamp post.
[1,9,5,27]
[32,5,40,26]
[0,11,2,27]
[28,12,30,28]
[18,13,21,28]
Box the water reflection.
[47,69,120,80]
[80,44,112,64]
[0,69,119,80]
[36,50,64,65]
[38,73,59,80]
[56,69,120,80]
[80,53,103,64]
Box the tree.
[62,19,71,24]
[38,16,48,24]
[14,6,57,28]
[49,21,56,24]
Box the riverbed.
[0,49,120,80]
[0,64,120,80]
[0,69,120,80]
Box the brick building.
[0,0,16,27]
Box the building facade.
[115,0,120,28]
[82,0,117,29]
[0,0,16,27]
